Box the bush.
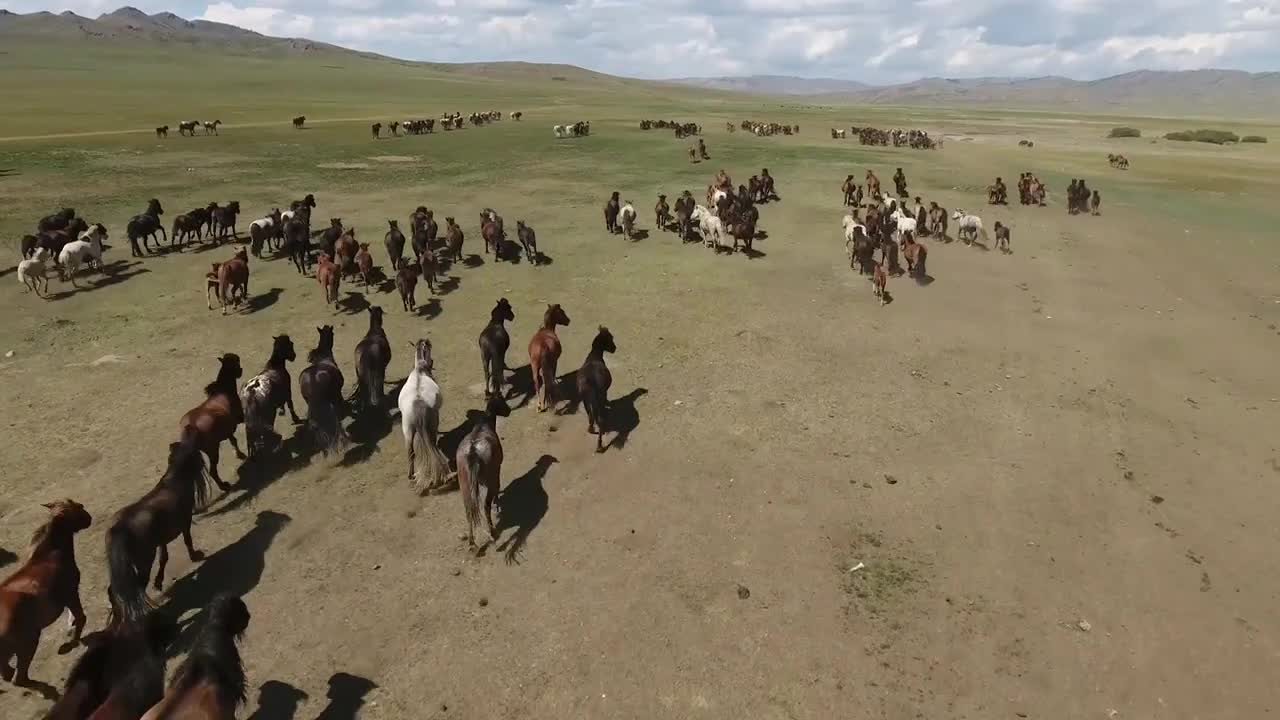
[1108,127,1142,138]
[1242,135,1268,144]
[1164,129,1240,145]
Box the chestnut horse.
[577,326,616,453]
[316,253,340,306]
[215,249,250,314]
[140,595,249,720]
[43,611,173,720]
[0,499,92,689]
[177,353,244,491]
[355,243,374,291]
[528,304,571,412]
[106,436,214,626]
[444,217,464,265]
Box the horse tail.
[410,402,449,494]
[307,391,347,456]
[106,524,153,627]
[461,444,482,532]
[173,426,213,510]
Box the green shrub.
[1242,135,1268,144]
[1164,129,1240,144]
[1108,127,1142,138]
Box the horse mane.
[164,439,213,510]
[172,597,248,709]
[28,516,55,547]
[204,366,239,397]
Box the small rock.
[1077,619,1092,632]
[1149,495,1164,505]
[441,702,449,712]
[4,350,13,358]
[478,597,489,607]
[373,563,381,570]
[451,568,461,576]
[736,584,751,600]
[1123,470,1134,480]
[849,562,865,573]
[884,474,898,485]
[1017,713,1028,718]
[673,400,683,406]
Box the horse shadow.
[415,298,442,319]
[161,510,291,653]
[495,454,557,565]
[553,369,581,416]
[435,275,460,295]
[604,387,647,451]
[0,168,18,178]
[208,436,305,517]
[532,251,554,266]
[0,547,16,567]
[970,239,990,251]
[629,229,650,242]
[741,247,767,259]
[913,272,935,286]
[0,266,15,280]
[754,229,770,240]
[497,239,522,262]
[462,254,485,268]
[340,393,400,468]
[45,261,150,300]
[248,680,309,720]
[244,287,284,314]
[336,292,369,314]
[314,673,377,720]
[190,241,227,254]
[505,365,535,410]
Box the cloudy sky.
[9,0,1279,83]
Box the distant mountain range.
[4,8,1279,116]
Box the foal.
[0,499,92,688]
[457,395,512,549]
[352,306,391,414]
[299,325,347,456]
[241,335,303,459]
[139,595,250,720]
[177,353,244,491]
[528,304,571,412]
[106,439,214,624]
[479,298,514,399]
[576,326,616,453]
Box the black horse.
[351,306,391,415]
[478,298,514,399]
[126,199,166,256]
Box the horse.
[211,201,240,245]
[316,253,340,306]
[18,247,52,297]
[479,298,514,400]
[951,210,987,246]
[334,228,358,278]
[203,120,221,135]
[318,218,343,259]
[993,221,1011,253]
[104,434,212,626]
[284,210,311,275]
[420,248,440,294]
[481,220,502,259]
[1090,190,1101,216]
[177,121,199,137]
[604,192,620,234]
[902,232,927,278]
[241,335,303,459]
[155,126,169,139]
[577,327,616,453]
[351,306,391,414]
[409,206,430,239]
[127,199,166,256]
[891,208,918,243]
[247,210,281,257]
[457,395,511,549]
[214,249,250,314]
[172,213,204,248]
[655,195,671,231]
[349,243,372,291]
[618,202,637,239]
[293,115,306,129]
[873,261,888,305]
[674,194,694,243]
[396,264,419,312]
[0,499,92,688]
[692,205,727,251]
[384,220,405,271]
[43,610,172,720]
[139,595,249,720]
[529,304,570,412]
[399,338,451,494]
[480,208,504,240]
[371,122,381,139]
[57,223,107,284]
[445,217,464,264]
[176,353,244,493]
[299,326,347,455]
[283,193,316,222]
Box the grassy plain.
[2,42,1280,719]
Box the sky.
[6,0,1279,83]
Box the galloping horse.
[528,304,570,412]
[241,335,303,459]
[299,326,347,455]
[127,199,166,256]
[351,306,391,414]
[457,395,511,549]
[214,249,250,314]
[577,326,616,453]
[0,499,92,688]
[399,338,450,494]
[478,298,514,399]
[139,595,250,720]
[43,611,172,720]
[177,353,245,490]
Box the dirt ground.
[2,115,1280,720]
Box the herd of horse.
[552,122,591,138]
[638,119,700,137]
[155,120,221,138]
[373,111,516,138]
[738,120,798,137]
[831,126,938,148]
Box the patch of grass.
[840,531,923,619]
[1164,129,1240,144]
[1108,127,1142,138]
[1242,135,1268,144]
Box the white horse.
[952,209,988,245]
[693,205,729,252]
[842,214,866,260]
[18,246,51,296]
[553,124,568,139]
[618,202,637,239]
[891,208,917,240]
[711,188,729,207]
[399,338,451,495]
[58,223,107,284]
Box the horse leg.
[206,445,231,491]
[405,427,417,481]
[154,543,169,590]
[484,478,499,540]
[183,523,205,562]
[64,589,86,647]
[11,637,37,686]
[482,351,492,399]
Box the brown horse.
[902,232,927,278]
[0,500,92,689]
[444,217,464,264]
[395,264,419,312]
[139,595,249,720]
[481,221,502,259]
[479,298,514,399]
[316,253,340,306]
[528,304,571,412]
[655,194,671,230]
[177,353,244,491]
[866,169,881,198]
[419,248,439,293]
[456,395,511,549]
[334,228,358,277]
[577,326,616,453]
[215,249,249,315]
[355,243,374,291]
[43,611,173,720]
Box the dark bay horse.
[457,395,511,549]
[284,208,311,275]
[479,298,514,399]
[352,307,391,414]
[299,325,347,455]
[515,220,538,264]
[528,304,570,412]
[106,439,213,624]
[177,354,244,489]
[241,335,303,459]
[384,220,405,271]
[577,326,616,453]
[139,595,249,720]
[43,611,173,720]
[211,201,240,245]
[444,217,464,265]
[126,199,165,257]
[0,499,92,689]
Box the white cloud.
[198,1,315,36]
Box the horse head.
[492,298,514,323]
[273,335,297,363]
[593,326,616,354]
[219,353,243,379]
[43,498,92,534]
[410,338,434,372]
[545,303,570,328]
